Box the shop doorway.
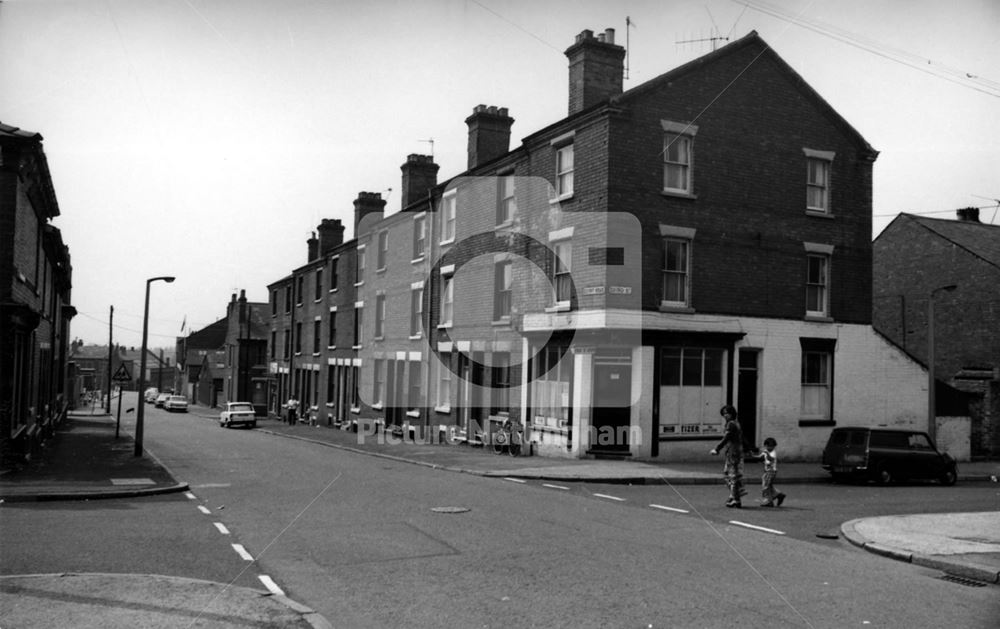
[737,349,760,449]
[591,355,632,453]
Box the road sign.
[111,364,132,382]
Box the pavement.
[1,406,999,628]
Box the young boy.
[757,437,786,507]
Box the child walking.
[757,437,786,507]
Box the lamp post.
[135,276,175,457]
[927,283,957,443]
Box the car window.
[908,433,933,450]
[230,404,254,412]
[829,431,847,446]
[849,431,866,447]
[870,431,909,449]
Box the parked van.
[821,427,957,485]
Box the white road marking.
[543,484,569,490]
[729,520,786,535]
[213,522,230,535]
[231,544,254,561]
[197,506,211,515]
[184,492,196,500]
[258,575,284,596]
[503,477,528,483]
[650,504,689,514]
[593,493,625,502]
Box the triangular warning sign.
[112,364,132,382]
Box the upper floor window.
[806,253,829,317]
[353,304,363,348]
[314,268,323,301]
[555,143,574,199]
[271,290,277,316]
[285,286,292,313]
[374,293,386,339]
[328,309,337,348]
[412,215,426,260]
[804,149,835,213]
[494,260,512,320]
[376,231,388,271]
[552,240,572,305]
[440,273,454,327]
[410,285,424,337]
[662,238,690,306]
[313,319,321,354]
[662,121,697,196]
[356,246,366,285]
[295,321,302,354]
[497,175,516,225]
[330,257,339,291]
[440,191,457,244]
[296,276,304,305]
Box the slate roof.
[904,213,1000,270]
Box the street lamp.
[927,283,957,444]
[135,276,175,457]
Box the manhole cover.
[431,506,470,514]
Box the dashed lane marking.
[593,493,625,502]
[729,520,786,536]
[504,477,528,483]
[214,522,230,535]
[543,484,569,490]
[184,492,196,500]
[197,506,211,515]
[232,544,254,561]
[258,575,285,596]
[650,504,689,514]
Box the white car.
[154,392,170,408]
[164,395,188,412]
[220,402,257,428]
[144,388,159,404]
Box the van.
[821,427,957,485]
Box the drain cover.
[938,574,988,588]
[431,506,470,514]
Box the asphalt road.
[4,403,999,628]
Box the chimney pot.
[565,27,626,115]
[956,207,981,222]
[400,154,439,209]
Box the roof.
[183,318,228,350]
[896,213,1000,270]
[613,31,877,158]
[0,121,60,218]
[0,122,43,143]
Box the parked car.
[154,392,170,408]
[144,388,159,403]
[164,395,188,412]
[219,402,257,429]
[821,427,957,485]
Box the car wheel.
[940,468,957,486]
[875,464,894,485]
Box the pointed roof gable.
[614,31,878,159]
[184,318,228,350]
[893,213,1000,270]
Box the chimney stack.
[317,218,345,257]
[400,154,439,209]
[466,104,514,170]
[353,192,386,236]
[956,207,981,223]
[307,231,319,262]
[565,28,626,115]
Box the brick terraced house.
[264,30,935,461]
[1,122,75,466]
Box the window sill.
[495,220,514,231]
[376,267,386,275]
[327,345,336,350]
[352,345,363,350]
[545,303,571,313]
[805,209,834,219]
[550,194,574,205]
[409,334,422,341]
[371,403,383,411]
[437,323,453,329]
[329,288,338,293]
[659,303,694,313]
[406,410,420,418]
[374,335,384,342]
[491,318,511,327]
[351,407,361,414]
[439,238,455,247]
[312,352,321,357]
[804,314,833,323]
[661,190,697,200]
[435,406,451,414]
[799,418,835,427]
[411,256,425,265]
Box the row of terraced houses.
[178,29,975,461]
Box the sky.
[2,0,997,348]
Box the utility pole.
[105,305,113,413]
